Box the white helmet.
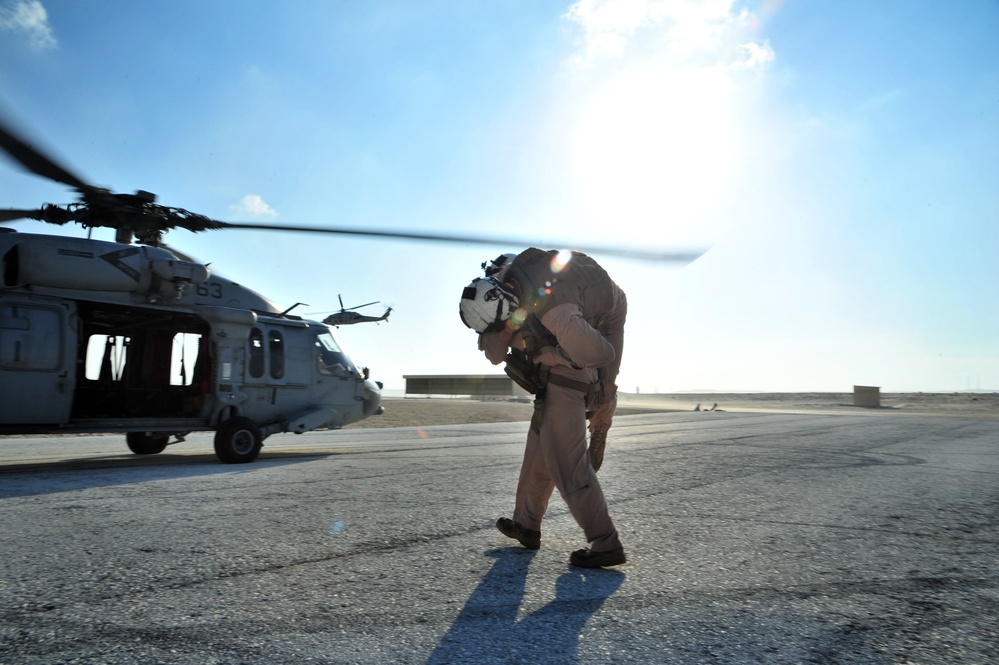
[459,277,519,333]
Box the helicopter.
[323,295,392,327]
[0,112,704,464]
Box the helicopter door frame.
[238,319,312,423]
[0,296,77,425]
[241,319,313,387]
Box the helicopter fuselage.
[0,230,382,462]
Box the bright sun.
[570,64,737,243]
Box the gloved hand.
[589,430,608,471]
[587,397,616,433]
[587,397,616,472]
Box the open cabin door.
[0,298,76,424]
[70,303,211,421]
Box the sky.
[1,0,997,394]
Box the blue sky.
[1,0,996,393]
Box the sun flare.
[571,64,738,240]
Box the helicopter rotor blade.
[0,205,78,224]
[0,208,42,222]
[0,112,705,263]
[346,300,380,310]
[0,117,92,191]
[218,222,706,264]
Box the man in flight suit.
[459,248,627,568]
[482,253,625,472]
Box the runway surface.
[1,410,997,664]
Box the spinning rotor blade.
[0,112,706,263]
[220,222,705,264]
[0,205,75,224]
[0,208,41,222]
[339,300,380,311]
[0,119,91,191]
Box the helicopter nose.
[362,377,383,416]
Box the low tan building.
[403,374,529,399]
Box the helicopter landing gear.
[214,417,263,464]
[126,431,170,455]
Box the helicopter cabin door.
[0,298,76,425]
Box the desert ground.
[347,391,999,429]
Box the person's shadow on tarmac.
[426,547,625,664]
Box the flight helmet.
[459,276,519,333]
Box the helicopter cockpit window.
[248,328,265,378]
[315,330,352,376]
[269,330,284,379]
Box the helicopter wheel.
[126,432,170,455]
[214,417,262,464]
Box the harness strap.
[547,372,593,395]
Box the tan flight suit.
[497,248,627,471]
[480,300,623,553]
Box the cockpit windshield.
[315,329,357,376]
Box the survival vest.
[501,249,615,400]
[503,248,616,331]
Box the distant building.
[403,374,529,399]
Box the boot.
[570,547,627,568]
[495,517,541,549]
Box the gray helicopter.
[323,295,392,327]
[0,112,703,464]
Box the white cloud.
[563,0,772,70]
[229,194,278,219]
[564,0,659,52]
[733,39,775,70]
[0,0,56,50]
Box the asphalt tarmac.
[1,410,996,664]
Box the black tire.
[214,417,262,464]
[126,432,170,455]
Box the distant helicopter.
[0,111,703,464]
[323,295,392,327]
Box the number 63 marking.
[196,282,223,299]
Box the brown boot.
[495,517,541,549]
[570,546,626,568]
